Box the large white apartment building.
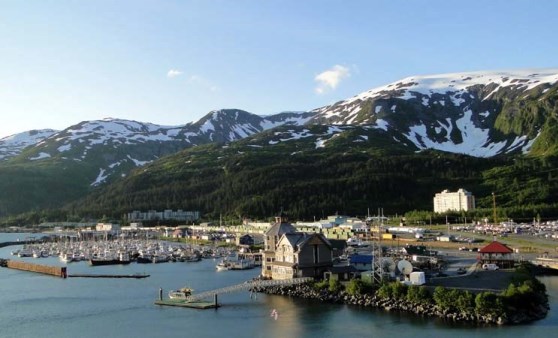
[433,189,475,213]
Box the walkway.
[185,277,313,302]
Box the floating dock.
[154,299,219,309]
[68,273,150,279]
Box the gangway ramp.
[185,277,313,302]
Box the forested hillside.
[60,142,558,224]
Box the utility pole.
[373,207,383,284]
[492,192,497,225]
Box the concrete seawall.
[4,260,67,278]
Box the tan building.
[272,232,333,280]
[262,213,297,278]
[433,189,475,213]
[262,212,333,279]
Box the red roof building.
[478,241,515,268]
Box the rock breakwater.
[251,283,548,325]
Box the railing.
[185,277,313,302]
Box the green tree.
[406,285,431,304]
[475,292,504,316]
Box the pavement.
[427,254,516,292]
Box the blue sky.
[1,0,557,138]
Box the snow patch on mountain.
[0,129,58,160]
[315,138,326,148]
[127,155,151,167]
[29,152,51,160]
[199,120,215,133]
[404,110,509,157]
[57,144,72,152]
[374,119,389,131]
[260,113,313,130]
[91,168,108,186]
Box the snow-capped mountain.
[310,69,558,157]
[6,109,313,186]
[3,69,558,188]
[2,68,558,219]
[0,129,58,160]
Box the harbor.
[3,235,247,267]
[2,232,558,338]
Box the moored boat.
[216,260,231,271]
[89,253,131,266]
[168,287,193,300]
[136,255,152,264]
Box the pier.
[155,277,313,309]
[1,259,67,278]
[187,277,313,302]
[68,273,150,279]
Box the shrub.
[475,292,504,316]
[376,282,408,300]
[328,278,343,292]
[391,282,408,300]
[346,279,366,296]
[313,279,329,291]
[377,283,393,299]
[455,290,475,313]
[433,286,452,310]
[501,276,548,311]
[407,285,431,304]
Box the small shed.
[478,241,514,269]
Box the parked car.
[482,263,499,270]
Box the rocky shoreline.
[252,283,549,325]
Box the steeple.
[275,209,288,224]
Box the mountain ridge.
[2,68,558,220]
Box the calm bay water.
[1,233,558,338]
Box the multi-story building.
[262,213,297,278]
[262,212,333,279]
[127,209,200,222]
[433,189,475,213]
[272,232,333,280]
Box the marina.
[4,236,235,265]
[2,233,558,338]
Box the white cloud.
[167,69,183,78]
[314,65,351,94]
